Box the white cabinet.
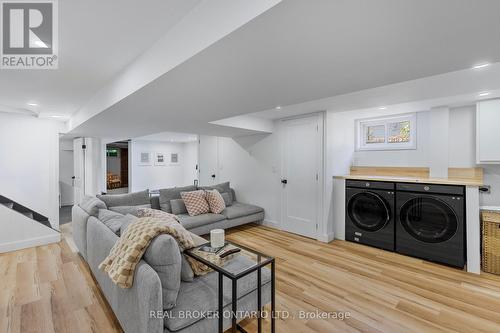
[477,99,500,164]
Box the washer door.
[347,192,390,232]
[399,197,458,243]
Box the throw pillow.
[205,190,226,214]
[118,214,139,236]
[170,199,187,215]
[220,192,233,207]
[181,190,210,216]
[80,196,107,217]
[97,209,125,234]
[199,182,233,204]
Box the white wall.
[59,139,74,206]
[129,140,198,192]
[0,114,62,228]
[216,133,282,225]
[447,105,500,207]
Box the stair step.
[22,211,34,219]
[1,202,14,209]
[39,220,52,228]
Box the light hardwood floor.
[2,223,500,333]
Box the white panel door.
[73,138,85,204]
[282,115,321,238]
[198,135,218,185]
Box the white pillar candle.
[210,229,225,248]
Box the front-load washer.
[345,180,395,251]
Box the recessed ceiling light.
[378,106,387,110]
[478,91,490,97]
[472,63,490,70]
[275,106,282,110]
[27,102,38,106]
[49,115,64,118]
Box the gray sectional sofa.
[72,183,270,333]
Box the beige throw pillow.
[181,190,210,216]
[205,189,226,214]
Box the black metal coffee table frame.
[185,242,275,333]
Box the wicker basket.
[482,211,500,274]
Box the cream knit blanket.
[99,216,210,288]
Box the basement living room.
[3,1,500,333]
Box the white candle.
[210,229,225,248]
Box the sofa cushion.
[170,199,187,215]
[221,192,233,207]
[164,256,271,331]
[97,209,128,235]
[181,232,208,282]
[97,190,150,208]
[80,196,107,217]
[176,213,225,230]
[205,189,226,214]
[159,185,197,213]
[119,214,139,235]
[143,234,182,310]
[181,190,210,216]
[109,204,151,217]
[222,202,264,220]
[199,182,233,205]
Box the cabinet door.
[477,100,500,163]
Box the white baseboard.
[317,232,335,243]
[0,234,61,253]
[261,219,280,229]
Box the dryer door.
[399,196,458,243]
[347,191,391,232]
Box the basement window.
[356,113,416,151]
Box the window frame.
[356,113,417,151]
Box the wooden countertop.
[333,174,483,186]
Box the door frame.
[280,112,325,239]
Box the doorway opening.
[59,137,74,225]
[106,141,129,194]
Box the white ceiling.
[136,131,198,143]
[70,0,500,138]
[0,0,201,118]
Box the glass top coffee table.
[185,241,275,333]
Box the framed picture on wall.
[138,152,152,166]
[155,152,166,166]
[170,153,179,165]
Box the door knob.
[281,179,288,184]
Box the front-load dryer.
[396,182,465,267]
